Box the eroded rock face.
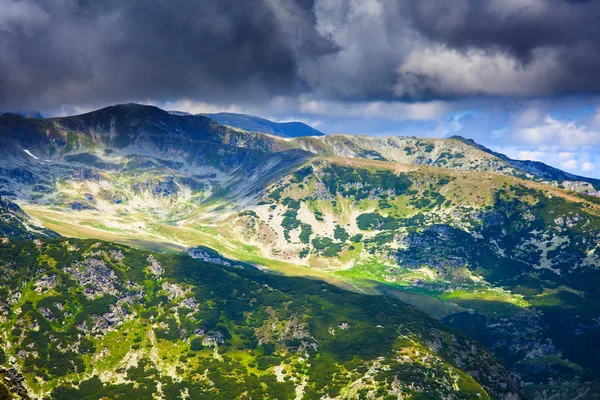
[147,254,164,276]
[132,176,180,199]
[161,282,186,300]
[562,180,600,196]
[89,304,130,333]
[73,168,100,182]
[66,258,119,299]
[34,274,57,293]
[0,366,28,398]
[201,331,225,347]
[187,247,232,266]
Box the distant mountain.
[0,110,43,119]
[204,112,324,138]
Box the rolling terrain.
[1,103,599,398]
[0,203,520,399]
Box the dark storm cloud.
[404,0,600,61]
[305,0,600,100]
[3,0,600,109]
[398,0,600,95]
[0,0,337,109]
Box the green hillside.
[236,157,600,398]
[0,238,518,399]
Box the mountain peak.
[74,103,169,118]
[449,135,492,152]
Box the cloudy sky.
[2,0,600,177]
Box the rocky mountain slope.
[0,104,308,204]
[451,136,600,193]
[0,197,58,241]
[285,135,600,196]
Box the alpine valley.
[1,104,600,399]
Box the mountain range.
[168,111,324,138]
[1,103,600,399]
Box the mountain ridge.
[204,112,325,138]
[2,103,595,194]
[450,135,600,188]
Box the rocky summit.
[0,104,600,399]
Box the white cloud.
[513,107,545,128]
[517,116,600,149]
[157,96,454,125]
[588,108,600,129]
[54,104,97,117]
[298,98,453,121]
[434,115,465,137]
[558,152,575,160]
[271,116,323,127]
[561,159,578,169]
[582,162,596,172]
[517,150,545,161]
[395,46,562,98]
[159,100,244,115]
[491,128,507,139]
